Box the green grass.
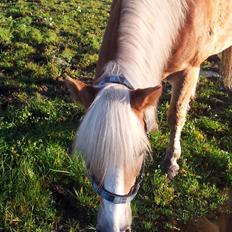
[0,1,231,231]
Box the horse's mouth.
[96,226,131,232]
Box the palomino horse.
[64,0,232,231]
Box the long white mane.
[73,84,150,182]
[112,0,188,88]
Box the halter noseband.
[89,162,145,204]
[89,74,146,204]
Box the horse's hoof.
[166,164,179,180]
[161,160,179,180]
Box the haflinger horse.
[64,0,232,231]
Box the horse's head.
[65,75,162,232]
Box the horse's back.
[165,0,232,76]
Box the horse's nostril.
[124,228,131,232]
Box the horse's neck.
[110,0,188,88]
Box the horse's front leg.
[163,67,200,179]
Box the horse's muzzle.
[97,227,131,232]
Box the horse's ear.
[63,74,99,108]
[130,85,162,111]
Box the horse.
[64,0,232,231]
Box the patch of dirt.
[185,214,232,232]
[184,193,232,232]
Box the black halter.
[89,74,146,204]
[89,162,145,204]
[94,74,134,90]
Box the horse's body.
[65,0,232,231]
[95,0,232,178]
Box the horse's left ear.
[63,74,99,108]
[130,85,162,111]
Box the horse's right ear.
[130,85,162,111]
[63,73,99,108]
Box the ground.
[0,1,231,231]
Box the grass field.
[0,1,232,231]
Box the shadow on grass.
[52,185,97,231]
[0,76,66,108]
